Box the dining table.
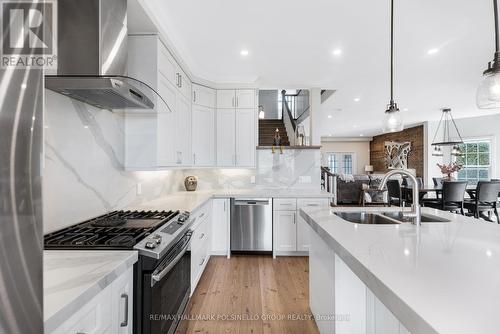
[401,184,478,200]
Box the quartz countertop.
[44,250,138,332]
[126,189,332,213]
[300,206,500,334]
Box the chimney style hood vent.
[45,0,170,112]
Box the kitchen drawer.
[191,235,209,294]
[273,198,297,211]
[191,217,208,253]
[50,285,112,334]
[297,198,330,209]
[192,202,211,226]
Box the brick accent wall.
[369,125,424,177]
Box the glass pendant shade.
[477,71,500,108]
[432,146,443,157]
[451,145,462,156]
[382,103,404,133]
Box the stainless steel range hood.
[45,0,169,112]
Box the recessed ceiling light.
[332,49,342,56]
[427,48,439,55]
[327,115,332,118]
[359,134,364,137]
[240,49,249,56]
[354,97,360,102]
[329,134,332,136]
[403,108,409,111]
[21,83,27,89]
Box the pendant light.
[431,108,464,156]
[382,0,404,133]
[477,0,500,108]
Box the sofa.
[335,173,402,205]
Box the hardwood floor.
[177,256,319,334]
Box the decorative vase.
[184,176,197,191]
[442,174,455,182]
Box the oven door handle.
[151,232,192,287]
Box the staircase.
[258,119,290,146]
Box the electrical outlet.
[136,182,142,195]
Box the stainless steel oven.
[137,229,192,334]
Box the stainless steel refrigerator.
[0,64,44,332]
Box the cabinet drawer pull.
[120,293,129,327]
[193,91,196,102]
[199,257,205,266]
[306,204,319,206]
[199,212,205,219]
[199,233,205,240]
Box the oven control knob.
[145,241,157,249]
[152,234,162,244]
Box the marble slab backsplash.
[43,91,320,233]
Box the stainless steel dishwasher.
[231,198,272,252]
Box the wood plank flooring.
[176,256,319,334]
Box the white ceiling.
[141,0,500,137]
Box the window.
[327,153,356,174]
[456,139,492,184]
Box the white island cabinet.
[45,252,136,334]
[302,205,500,334]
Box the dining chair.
[432,177,443,186]
[402,177,425,204]
[386,179,403,207]
[425,181,468,215]
[463,181,500,223]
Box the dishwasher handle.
[233,199,270,206]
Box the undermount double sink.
[334,211,451,225]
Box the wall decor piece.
[385,141,411,169]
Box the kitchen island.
[300,206,500,334]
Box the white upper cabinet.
[175,93,192,166]
[235,108,256,167]
[158,41,177,87]
[156,74,177,166]
[192,84,216,108]
[175,64,192,101]
[126,35,192,169]
[217,90,237,108]
[217,89,255,108]
[192,105,215,166]
[216,89,256,167]
[235,90,255,108]
[216,109,236,166]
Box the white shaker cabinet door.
[216,109,236,166]
[192,83,216,108]
[235,108,256,167]
[235,89,255,108]
[216,90,236,108]
[175,93,192,166]
[111,267,134,334]
[274,211,297,252]
[211,198,230,256]
[192,105,215,166]
[157,73,177,167]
